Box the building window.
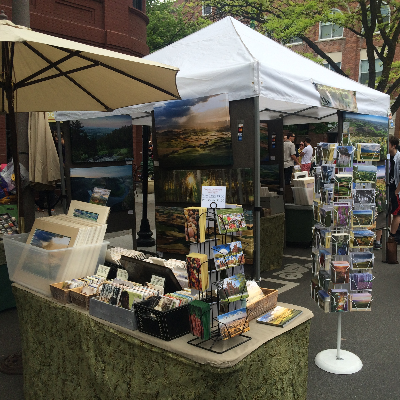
[288,36,302,44]
[359,59,383,85]
[323,61,342,71]
[133,0,142,11]
[202,4,212,16]
[366,3,390,32]
[320,9,343,39]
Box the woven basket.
[69,286,97,310]
[247,288,278,322]
[50,282,71,304]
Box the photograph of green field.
[154,94,232,168]
[155,206,189,254]
[343,112,388,160]
[154,168,254,205]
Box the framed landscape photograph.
[70,115,133,163]
[154,93,232,168]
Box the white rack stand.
[315,313,363,374]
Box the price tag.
[150,275,165,287]
[116,268,129,281]
[96,264,110,279]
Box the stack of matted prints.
[26,200,110,280]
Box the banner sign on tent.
[314,83,358,112]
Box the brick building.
[0,0,149,164]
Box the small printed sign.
[201,186,226,208]
[116,268,129,281]
[151,275,165,287]
[96,264,110,279]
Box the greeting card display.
[188,300,211,340]
[218,273,248,304]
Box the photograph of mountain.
[70,115,133,163]
[70,165,134,212]
[154,94,232,168]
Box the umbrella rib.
[17,64,99,89]
[55,47,180,99]
[15,46,82,89]
[19,42,112,111]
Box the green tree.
[146,0,211,53]
[190,0,400,113]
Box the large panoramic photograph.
[154,94,232,168]
[70,115,133,163]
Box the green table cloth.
[13,284,312,400]
[260,213,285,271]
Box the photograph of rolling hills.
[154,94,232,168]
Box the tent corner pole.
[254,96,261,281]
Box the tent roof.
[56,16,390,124]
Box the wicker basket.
[247,288,278,322]
[69,286,97,310]
[50,282,71,304]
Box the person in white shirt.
[283,133,298,184]
[300,137,313,173]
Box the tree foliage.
[146,0,211,53]
[189,0,400,113]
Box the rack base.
[315,349,362,374]
[188,333,251,354]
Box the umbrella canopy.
[0,19,180,112]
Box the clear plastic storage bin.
[3,233,108,297]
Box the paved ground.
[1,195,400,399]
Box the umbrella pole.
[56,121,67,214]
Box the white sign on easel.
[201,186,226,208]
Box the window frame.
[358,58,383,85]
[319,9,344,40]
[202,4,212,16]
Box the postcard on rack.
[217,307,249,340]
[318,249,331,271]
[334,174,353,197]
[350,272,373,290]
[68,200,110,224]
[330,289,348,312]
[353,164,377,183]
[351,252,374,269]
[212,241,244,271]
[256,305,303,328]
[216,207,247,234]
[331,261,350,284]
[321,164,335,184]
[218,273,249,304]
[331,233,350,256]
[320,229,331,248]
[353,189,375,204]
[356,143,380,162]
[350,292,372,311]
[352,210,375,229]
[336,146,354,168]
[351,230,375,248]
[333,202,351,228]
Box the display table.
[13,284,313,400]
[260,213,285,271]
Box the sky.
[155,93,229,131]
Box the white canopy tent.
[56,16,390,124]
[55,17,390,279]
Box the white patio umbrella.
[0,15,180,229]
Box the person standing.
[284,133,298,185]
[388,136,400,241]
[300,137,313,173]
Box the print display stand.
[315,313,363,374]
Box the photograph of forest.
[154,94,232,168]
[70,115,133,163]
